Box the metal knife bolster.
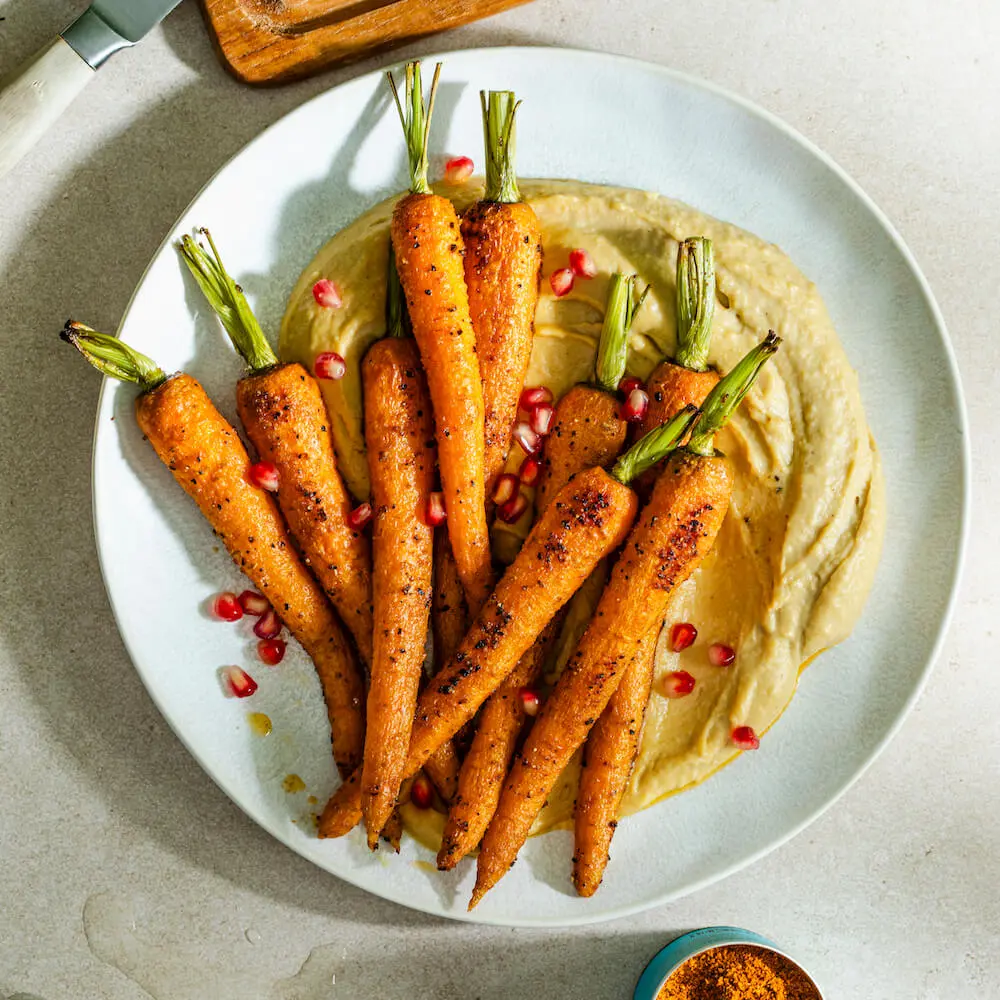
[62,9,131,69]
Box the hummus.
[280,179,885,836]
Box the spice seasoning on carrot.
[655,944,821,1000]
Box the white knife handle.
[0,37,95,180]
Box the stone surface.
[0,1,996,997]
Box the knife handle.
[0,37,95,180]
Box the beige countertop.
[0,1,996,997]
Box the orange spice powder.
[656,945,821,1000]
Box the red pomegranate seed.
[530,403,555,436]
[257,638,286,666]
[347,502,373,531]
[619,375,644,397]
[314,351,346,380]
[549,267,575,297]
[222,666,257,699]
[248,461,280,492]
[238,590,270,616]
[492,473,519,506]
[212,592,243,622]
[312,279,342,309]
[443,155,474,184]
[497,491,529,524]
[620,387,649,423]
[254,608,281,640]
[424,492,447,527]
[709,643,736,667]
[519,386,554,411]
[569,248,597,278]
[512,421,541,455]
[670,622,698,652]
[662,670,696,699]
[410,773,434,809]
[518,455,541,486]
[518,687,540,716]
[732,725,760,750]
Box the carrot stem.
[178,229,277,373]
[687,332,781,456]
[609,404,699,484]
[594,273,649,393]
[385,244,409,339]
[60,321,166,391]
[387,61,442,196]
[481,90,521,204]
[673,237,715,373]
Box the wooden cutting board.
[200,0,533,84]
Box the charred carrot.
[356,250,437,847]
[471,335,780,907]
[62,324,366,776]
[432,532,468,665]
[462,91,543,504]
[178,230,374,667]
[388,62,493,613]
[319,455,670,839]
[434,274,646,869]
[576,237,721,895]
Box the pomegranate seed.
[238,590,270,617]
[670,622,698,652]
[530,403,555,436]
[424,492,447,527]
[347,502,373,531]
[519,386,554,411]
[620,387,649,423]
[731,725,760,750]
[549,267,575,297]
[212,592,243,622]
[662,670,696,699]
[254,608,282,640]
[519,455,541,486]
[518,687,540,716]
[512,421,541,455]
[314,351,346,380]
[569,248,597,278]
[248,461,280,492]
[492,473,519,506]
[619,375,644,397]
[410,773,434,809]
[497,491,529,524]
[258,638,286,666]
[222,666,257,699]
[312,279,342,309]
[709,643,736,667]
[443,155,474,184]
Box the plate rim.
[90,44,971,927]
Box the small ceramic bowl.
[634,926,825,999]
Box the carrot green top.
[594,272,650,393]
[387,61,442,196]
[609,405,699,484]
[674,236,716,373]
[178,228,278,373]
[385,243,410,339]
[481,90,521,204]
[61,320,167,391]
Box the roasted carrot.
[462,91,543,504]
[380,807,404,853]
[434,273,645,869]
[471,335,780,907]
[432,531,468,665]
[388,62,492,613]
[318,461,651,839]
[575,237,721,895]
[357,252,437,846]
[178,231,374,667]
[62,324,366,776]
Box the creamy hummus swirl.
[280,179,884,833]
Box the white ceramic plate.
[92,47,968,927]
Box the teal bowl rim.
[633,926,824,999]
